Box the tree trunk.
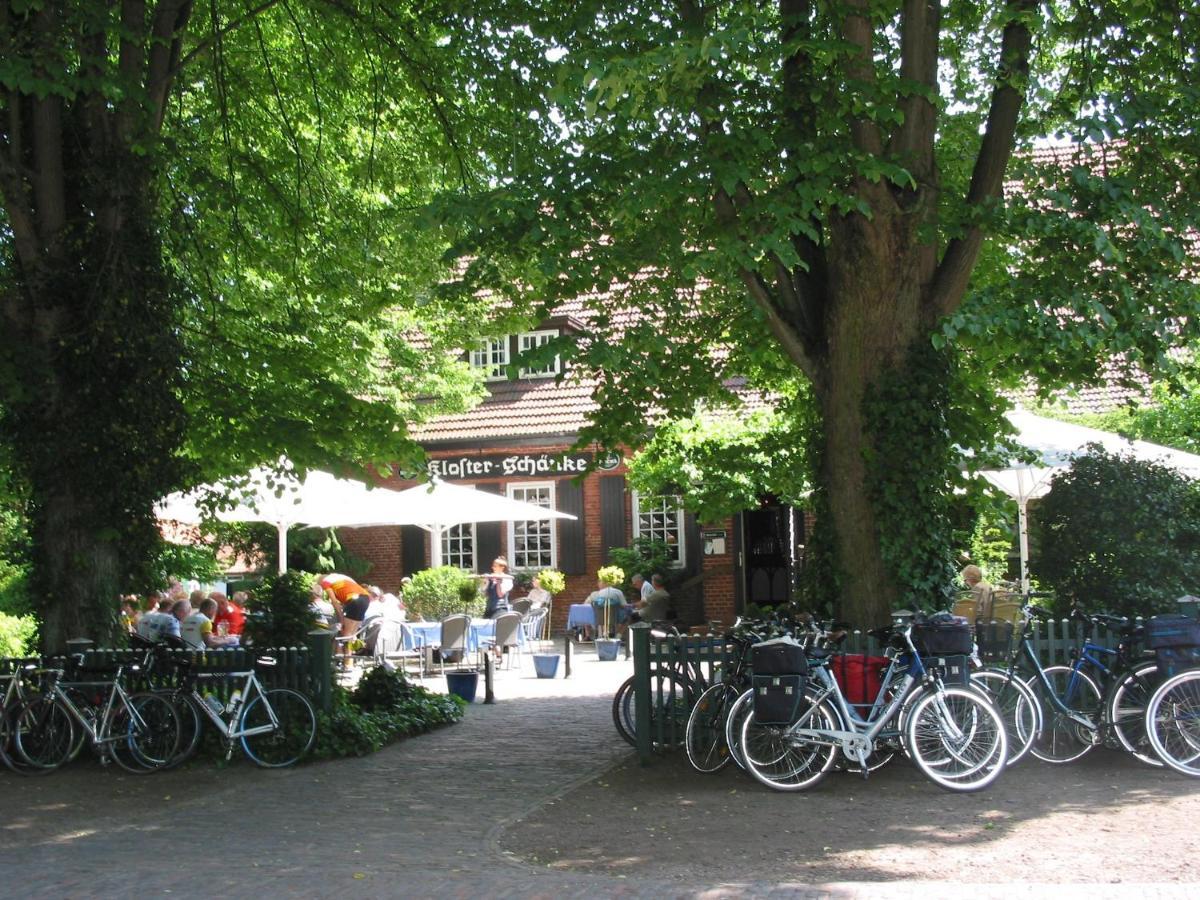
[812,210,934,627]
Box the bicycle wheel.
[1106,660,1163,767]
[240,689,316,767]
[1,704,60,776]
[905,686,1007,791]
[108,692,180,773]
[157,691,204,769]
[1026,665,1100,764]
[614,670,692,750]
[12,695,75,771]
[685,682,738,773]
[739,696,839,791]
[1145,670,1200,777]
[724,688,754,770]
[970,668,1040,766]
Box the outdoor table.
[566,604,595,632]
[402,618,525,652]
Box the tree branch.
[174,0,283,75]
[889,0,940,178]
[148,0,195,132]
[928,0,1037,321]
[840,0,884,158]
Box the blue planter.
[445,671,479,703]
[596,638,621,661]
[533,654,561,679]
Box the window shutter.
[600,475,627,563]
[401,525,426,576]
[557,479,585,575]
[476,483,503,566]
[684,512,702,576]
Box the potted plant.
[595,565,625,661]
[531,568,567,675]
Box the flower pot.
[445,670,479,703]
[532,654,561,679]
[596,638,621,661]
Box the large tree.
[434,1,1200,623]
[0,2,489,650]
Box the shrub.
[0,611,36,657]
[609,538,680,590]
[242,570,319,647]
[1036,447,1200,617]
[311,670,464,759]
[404,566,483,620]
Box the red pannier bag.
[830,654,888,707]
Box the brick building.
[336,306,806,634]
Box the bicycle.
[1144,668,1200,777]
[13,658,180,774]
[612,623,710,749]
[984,604,1160,765]
[739,616,1008,792]
[1,665,60,775]
[159,653,317,767]
[683,626,761,773]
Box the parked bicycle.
[12,657,180,774]
[739,615,1008,792]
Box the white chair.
[480,611,524,670]
[376,621,427,677]
[521,608,548,649]
[439,614,472,671]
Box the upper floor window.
[471,338,509,381]
[517,330,560,379]
[632,493,686,567]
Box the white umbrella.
[156,467,389,573]
[978,408,1200,590]
[328,477,577,567]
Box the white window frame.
[631,491,686,568]
[506,481,557,571]
[441,521,477,572]
[517,329,560,379]
[470,337,510,381]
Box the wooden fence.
[1,630,336,712]
[628,616,1150,763]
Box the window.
[632,493,686,567]
[470,338,509,381]
[517,330,560,379]
[507,482,556,570]
[441,521,476,572]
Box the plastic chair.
[482,611,524,670]
[510,598,532,616]
[521,608,548,648]
[376,620,427,677]
[439,614,472,671]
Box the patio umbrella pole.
[276,521,287,574]
[1018,499,1030,594]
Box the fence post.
[563,630,572,678]
[306,630,333,713]
[631,623,652,765]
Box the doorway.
[741,505,801,606]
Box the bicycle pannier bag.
[923,654,972,687]
[913,618,973,656]
[752,638,809,675]
[752,674,806,725]
[1147,615,1200,677]
[830,654,888,707]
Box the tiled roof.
[410,373,599,443]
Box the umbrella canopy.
[328,478,577,567]
[978,408,1200,589]
[156,468,388,573]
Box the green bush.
[404,566,482,620]
[1037,447,1200,617]
[609,538,679,590]
[0,611,36,657]
[242,570,319,647]
[537,568,566,595]
[311,669,464,759]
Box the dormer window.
[471,338,509,381]
[518,330,560,379]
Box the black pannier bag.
[752,674,806,725]
[923,654,972,687]
[1146,615,1200,677]
[913,617,974,657]
[751,638,809,676]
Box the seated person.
[961,564,996,621]
[379,592,406,623]
[587,580,627,638]
[211,591,247,636]
[630,574,671,624]
[310,586,341,631]
[136,596,182,643]
[526,576,552,610]
[181,598,238,649]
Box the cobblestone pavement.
[1,648,1196,899]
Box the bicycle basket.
[922,654,971,687]
[751,639,808,675]
[974,621,1016,662]
[913,620,973,656]
[752,674,807,725]
[1147,615,1200,676]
